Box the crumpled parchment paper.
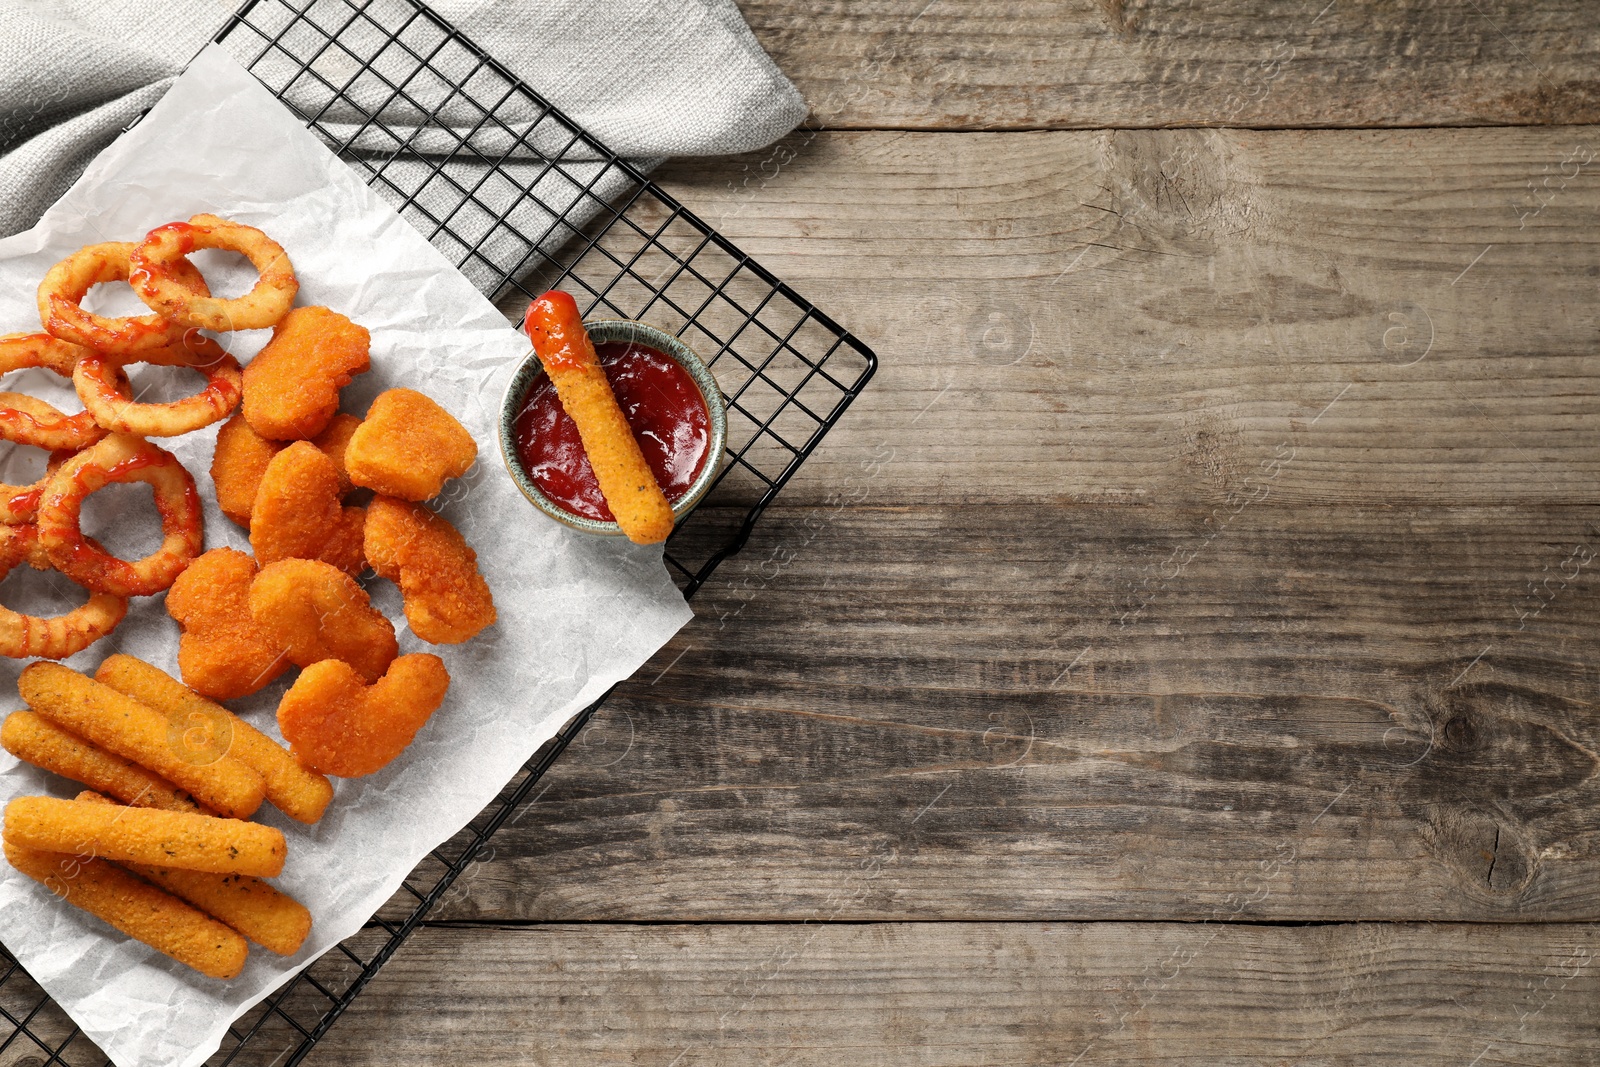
[0,43,693,1067]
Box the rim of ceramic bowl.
[499,319,728,537]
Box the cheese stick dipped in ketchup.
[523,291,675,544]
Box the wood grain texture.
[16,11,1600,1067]
[234,922,1600,1067]
[736,0,1600,130]
[315,19,1600,1067]
[648,126,1600,509]
[428,502,1600,923]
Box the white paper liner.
[0,44,693,1067]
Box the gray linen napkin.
[0,0,807,247]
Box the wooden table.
[322,2,1600,1062]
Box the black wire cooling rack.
[0,1,876,1063]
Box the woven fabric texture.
[0,0,808,237]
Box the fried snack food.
[241,306,369,440]
[37,433,203,597]
[4,795,286,877]
[0,524,127,660]
[0,332,86,378]
[365,496,495,644]
[0,389,103,454]
[133,862,309,957]
[76,792,312,955]
[73,334,242,437]
[0,447,73,525]
[3,838,248,980]
[129,214,297,332]
[523,290,674,544]
[210,414,283,527]
[249,559,397,682]
[1,711,211,814]
[18,662,265,819]
[277,654,450,777]
[212,413,362,528]
[36,241,209,354]
[166,548,288,700]
[344,389,476,502]
[95,655,333,825]
[0,334,106,451]
[250,442,367,576]
[323,505,368,576]
[313,412,362,495]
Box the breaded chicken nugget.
[321,505,367,577]
[213,413,362,529]
[167,548,288,700]
[365,496,495,643]
[242,306,369,440]
[249,559,397,682]
[276,654,449,777]
[345,389,476,501]
[251,442,367,576]
[312,412,362,496]
[210,414,281,527]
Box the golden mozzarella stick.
[3,838,248,979]
[523,290,674,545]
[18,661,265,819]
[1,710,214,815]
[4,795,286,877]
[76,792,311,956]
[94,655,333,824]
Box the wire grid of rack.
[0,1,876,1063]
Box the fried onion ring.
[0,448,73,526]
[0,394,100,451]
[130,215,297,331]
[0,333,105,451]
[74,334,242,437]
[0,333,84,377]
[37,242,210,354]
[38,434,204,597]
[0,524,127,659]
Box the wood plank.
[736,0,1600,129]
[431,503,1600,923]
[644,126,1600,508]
[260,922,1600,1066]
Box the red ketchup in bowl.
[512,341,711,522]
